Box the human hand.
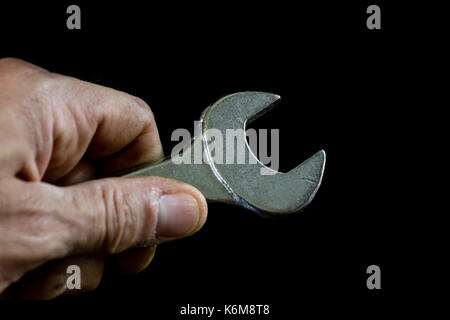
[0,58,207,299]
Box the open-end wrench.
[123,92,325,216]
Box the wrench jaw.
[282,149,326,213]
[202,92,326,216]
[202,92,281,129]
[221,150,326,216]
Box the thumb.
[65,176,208,254]
[0,176,207,270]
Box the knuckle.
[27,74,59,105]
[98,181,159,254]
[132,97,155,124]
[0,58,57,108]
[0,57,28,72]
[132,96,150,111]
[100,183,137,254]
[0,58,47,82]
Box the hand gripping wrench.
[123,92,325,216]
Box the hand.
[0,58,207,299]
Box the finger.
[110,245,157,274]
[43,75,163,182]
[0,176,207,291]
[9,255,104,300]
[55,159,98,186]
[98,124,164,176]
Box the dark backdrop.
[0,0,424,317]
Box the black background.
[0,0,433,317]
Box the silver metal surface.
[124,92,325,216]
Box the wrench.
[123,92,325,216]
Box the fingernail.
[157,194,200,238]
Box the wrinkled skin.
[0,58,207,299]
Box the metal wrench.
[124,92,325,216]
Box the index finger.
[44,74,164,181]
